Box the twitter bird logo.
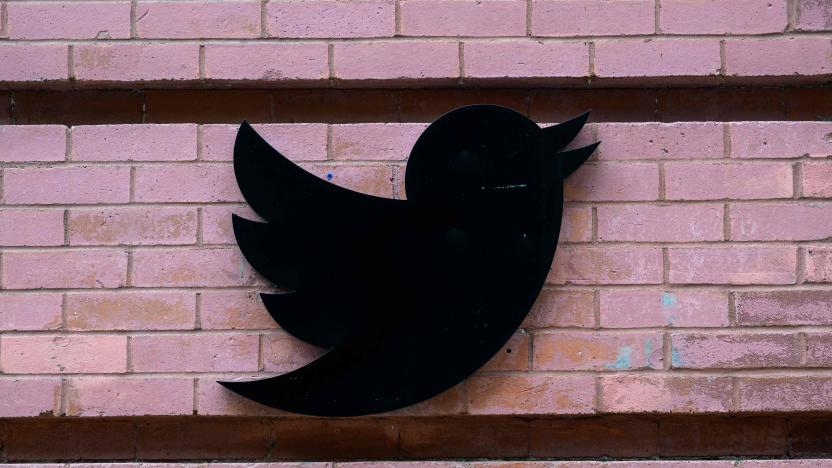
[220,105,599,416]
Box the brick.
[1,335,126,374]
[530,416,659,457]
[69,207,197,246]
[0,44,68,81]
[598,204,723,242]
[302,164,395,197]
[523,289,595,328]
[725,37,832,77]
[204,44,329,81]
[805,245,832,283]
[532,0,654,36]
[466,374,595,414]
[0,209,65,246]
[731,203,832,241]
[787,87,832,120]
[273,89,399,123]
[136,0,260,38]
[202,123,328,161]
[736,290,832,327]
[131,334,259,372]
[146,89,273,124]
[802,161,832,198]
[272,419,399,459]
[74,44,199,82]
[0,125,66,162]
[136,419,270,460]
[595,122,724,160]
[3,166,130,204]
[400,418,529,458]
[2,250,127,289]
[796,0,832,30]
[131,247,261,287]
[72,124,197,161]
[333,42,459,81]
[401,0,526,36]
[600,375,734,413]
[670,332,800,369]
[739,377,832,411]
[600,290,728,328]
[560,206,592,243]
[661,0,787,33]
[268,0,395,38]
[0,379,60,417]
[66,378,193,416]
[5,419,134,461]
[533,331,663,371]
[730,122,832,158]
[481,333,530,371]
[531,89,658,123]
[465,41,589,80]
[565,163,660,201]
[262,333,326,372]
[791,417,832,456]
[595,39,721,78]
[196,378,287,416]
[133,164,242,203]
[201,205,260,245]
[385,383,467,417]
[14,90,144,125]
[547,246,663,285]
[659,416,788,457]
[0,293,63,331]
[8,1,130,39]
[657,87,787,122]
[399,89,529,122]
[665,162,793,200]
[66,291,195,331]
[806,332,832,367]
[668,246,796,285]
[331,123,427,161]
[200,291,277,330]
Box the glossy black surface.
[221,105,598,416]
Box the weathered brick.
[806,332,832,367]
[670,332,801,369]
[736,290,832,326]
[131,334,259,372]
[196,378,287,416]
[400,418,528,458]
[595,39,721,78]
[2,250,127,289]
[659,416,789,457]
[74,44,199,82]
[302,164,395,197]
[201,123,328,161]
[401,0,526,36]
[333,42,459,81]
[565,163,660,201]
[725,37,832,77]
[200,290,277,330]
[5,419,134,461]
[66,291,195,331]
[661,0,787,33]
[730,122,832,158]
[465,41,589,80]
[0,293,63,331]
[136,0,260,38]
[0,125,66,162]
[600,290,729,328]
[66,378,193,416]
[72,124,197,161]
[201,205,260,245]
[3,166,131,204]
[0,209,65,246]
[530,416,660,457]
[272,419,399,459]
[532,0,654,36]
[668,246,797,285]
[560,206,593,243]
[8,1,130,39]
[533,331,663,371]
[466,374,595,414]
[665,162,793,200]
[548,245,663,285]
[796,0,832,31]
[805,245,832,283]
[268,0,395,38]
[331,123,427,161]
[131,247,261,287]
[135,419,270,460]
[262,333,326,372]
[523,289,595,328]
[0,379,61,417]
[739,377,832,411]
[731,203,832,241]
[133,164,242,203]
[14,90,143,125]
[595,122,724,160]
[597,204,723,242]
[204,44,329,81]
[600,375,734,413]
[0,44,68,81]
[802,161,832,198]
[1,335,127,374]
[69,207,197,246]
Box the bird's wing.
[233,122,409,348]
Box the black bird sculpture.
[221,104,599,416]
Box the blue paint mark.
[671,347,683,367]
[661,292,678,308]
[326,172,334,181]
[644,340,653,358]
[606,345,633,370]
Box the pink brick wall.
[0,0,829,86]
[1,121,832,418]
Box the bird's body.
[222,105,598,416]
